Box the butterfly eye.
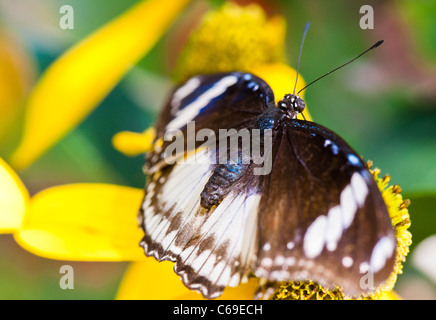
[294,98,305,113]
[278,101,288,110]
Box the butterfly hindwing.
[140,148,262,298]
[255,119,396,296]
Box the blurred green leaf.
[398,0,436,62]
[406,194,436,249]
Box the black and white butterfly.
[138,32,396,299]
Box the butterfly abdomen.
[200,108,284,210]
[200,162,250,210]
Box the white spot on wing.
[348,154,361,166]
[325,206,342,251]
[359,262,370,273]
[170,77,201,113]
[285,257,296,266]
[340,185,358,228]
[242,73,252,81]
[261,257,273,268]
[305,172,370,255]
[370,236,396,272]
[331,143,339,155]
[286,241,294,250]
[324,139,338,154]
[166,75,238,130]
[342,256,353,268]
[304,215,327,258]
[351,172,369,206]
[275,256,285,265]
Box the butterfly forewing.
[146,72,275,172]
[139,72,274,298]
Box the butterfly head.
[277,94,306,119]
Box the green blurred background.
[0,0,435,299]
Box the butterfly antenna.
[293,22,311,95]
[297,40,384,95]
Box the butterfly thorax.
[200,106,288,211]
[277,94,306,120]
[254,106,286,131]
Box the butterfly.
[137,28,396,299]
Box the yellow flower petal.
[14,183,146,261]
[10,0,191,170]
[378,290,401,300]
[0,157,29,232]
[112,127,156,157]
[116,259,194,300]
[116,259,259,300]
[249,63,311,121]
